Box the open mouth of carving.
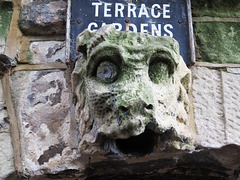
[101,125,187,158]
[101,128,159,157]
[115,129,157,156]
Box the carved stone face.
[72,25,195,156]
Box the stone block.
[193,66,240,148]
[21,0,32,6]
[0,133,15,179]
[0,80,15,179]
[194,22,240,64]
[28,41,65,64]
[222,71,240,144]
[9,70,82,176]
[0,79,5,104]
[192,66,225,148]
[227,67,240,74]
[0,2,13,53]
[18,0,67,35]
[0,79,10,133]
[191,0,240,17]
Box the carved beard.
[72,25,195,156]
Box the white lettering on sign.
[164,24,173,37]
[92,2,102,17]
[128,3,137,18]
[138,4,150,18]
[151,24,161,36]
[90,2,174,37]
[140,23,148,33]
[87,22,98,31]
[112,23,122,31]
[163,4,170,18]
[104,3,112,17]
[115,3,124,17]
[126,23,137,32]
[151,4,161,18]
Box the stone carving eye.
[149,59,170,84]
[96,61,119,83]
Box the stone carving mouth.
[101,127,160,157]
[115,129,157,156]
[101,125,184,158]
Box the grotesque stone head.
[72,25,195,156]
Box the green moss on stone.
[194,22,240,64]
[191,0,240,17]
[0,2,13,39]
[27,48,34,64]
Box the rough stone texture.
[0,80,8,132]
[227,67,240,74]
[21,0,32,6]
[72,25,195,158]
[28,41,66,64]
[191,0,240,17]
[18,0,67,35]
[29,144,240,180]
[0,1,13,53]
[194,22,240,64]
[222,71,240,145]
[192,66,225,148]
[86,144,240,180]
[9,70,84,176]
[0,80,15,179]
[192,66,240,148]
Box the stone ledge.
[193,17,240,23]
[194,62,240,69]
[10,63,67,74]
[17,145,240,179]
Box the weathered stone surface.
[194,22,240,64]
[0,80,15,179]
[28,41,65,64]
[192,0,240,17]
[86,144,240,179]
[21,0,32,6]
[0,80,9,132]
[9,70,84,176]
[0,133,15,179]
[222,71,240,145]
[192,66,240,148]
[73,25,196,158]
[18,0,67,35]
[192,66,225,148]
[227,67,240,74]
[0,1,13,53]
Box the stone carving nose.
[118,103,154,115]
[145,104,153,110]
[118,106,129,114]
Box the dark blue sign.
[70,0,195,65]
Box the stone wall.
[0,0,84,179]
[0,1,16,179]
[0,0,239,179]
[191,0,240,148]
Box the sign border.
[66,0,195,66]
